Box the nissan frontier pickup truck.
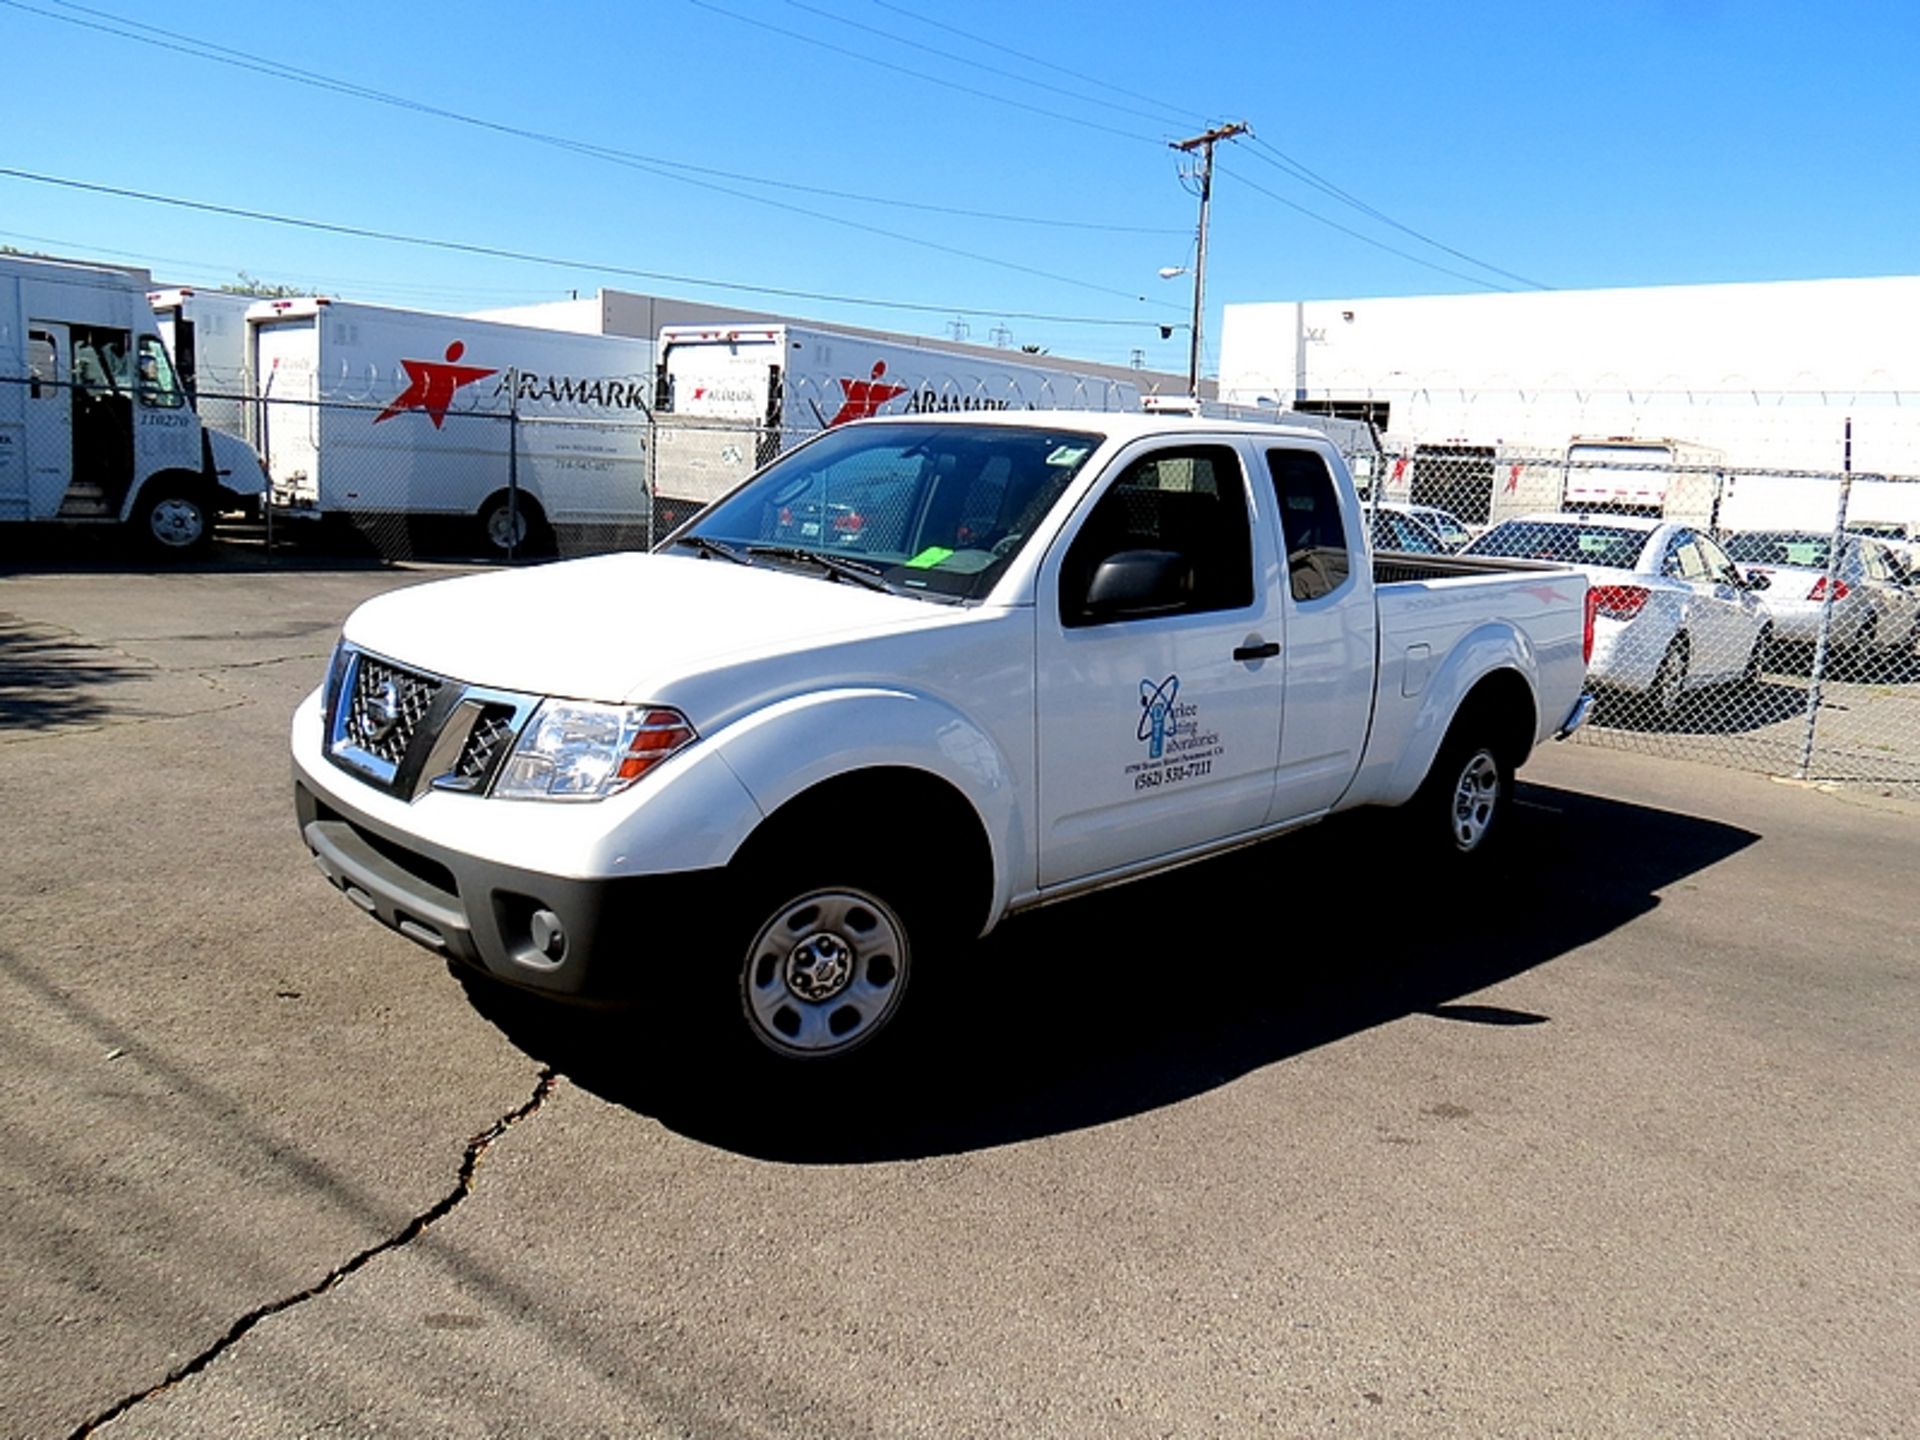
[293,413,1593,1064]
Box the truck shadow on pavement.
[0,615,149,733]
[470,782,1757,1164]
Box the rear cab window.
[1267,447,1352,603]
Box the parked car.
[1720,531,1920,669]
[1464,513,1773,722]
[1845,520,1920,572]
[1379,501,1473,551]
[1368,504,1449,554]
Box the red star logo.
[375,341,498,429]
[828,360,908,426]
[1505,464,1523,494]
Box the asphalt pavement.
[1,551,1915,1438]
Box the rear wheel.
[1412,723,1512,861]
[478,492,552,559]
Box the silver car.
[1464,513,1774,722]
[1721,531,1920,669]
[1378,501,1473,551]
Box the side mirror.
[1082,548,1192,621]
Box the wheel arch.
[732,765,998,941]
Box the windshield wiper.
[670,534,754,566]
[745,545,893,592]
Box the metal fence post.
[505,367,519,564]
[645,408,659,552]
[1797,418,1855,779]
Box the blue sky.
[4,0,1916,373]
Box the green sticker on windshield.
[905,546,954,569]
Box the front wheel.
[1639,637,1689,726]
[133,478,214,557]
[734,871,920,1064]
[1740,624,1774,688]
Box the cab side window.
[1696,534,1743,587]
[136,336,185,409]
[1267,447,1351,602]
[1059,445,1253,627]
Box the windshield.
[1465,519,1649,570]
[674,422,1104,601]
[1415,508,1471,548]
[1722,532,1833,569]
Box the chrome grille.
[452,706,517,785]
[343,655,441,766]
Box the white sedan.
[1463,513,1775,723]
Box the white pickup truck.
[292,413,1592,1064]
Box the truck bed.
[1371,550,1570,585]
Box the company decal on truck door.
[1126,674,1223,792]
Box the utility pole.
[1171,121,1249,398]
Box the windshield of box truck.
[674,422,1104,602]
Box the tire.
[1412,723,1512,860]
[1740,624,1774,688]
[133,477,214,558]
[477,492,552,559]
[1840,616,1878,680]
[729,854,928,1065]
[1640,636,1689,726]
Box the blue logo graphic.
[1138,674,1180,759]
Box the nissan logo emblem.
[365,679,402,742]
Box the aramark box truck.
[650,322,1145,528]
[247,298,656,554]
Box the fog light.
[529,909,567,962]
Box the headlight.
[492,701,696,801]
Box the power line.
[6,0,1184,239]
[0,167,1183,330]
[1219,163,1515,292]
[865,0,1213,131]
[778,0,1195,131]
[683,0,1162,145]
[1242,135,1549,290]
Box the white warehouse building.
[1218,277,1920,528]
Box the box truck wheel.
[134,475,215,557]
[478,492,552,559]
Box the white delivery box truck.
[0,254,269,553]
[1563,436,1724,526]
[651,322,1144,528]
[247,299,656,554]
[148,286,261,444]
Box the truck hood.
[341,551,958,701]
[206,428,268,497]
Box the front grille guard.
[324,645,538,800]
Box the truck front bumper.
[295,776,722,1000]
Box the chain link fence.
[7,357,1917,790]
[1372,443,1920,791]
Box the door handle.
[1233,641,1281,662]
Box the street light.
[1158,264,1201,397]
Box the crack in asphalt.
[67,1069,560,1439]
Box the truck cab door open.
[19,324,71,518]
[1034,441,1286,889]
